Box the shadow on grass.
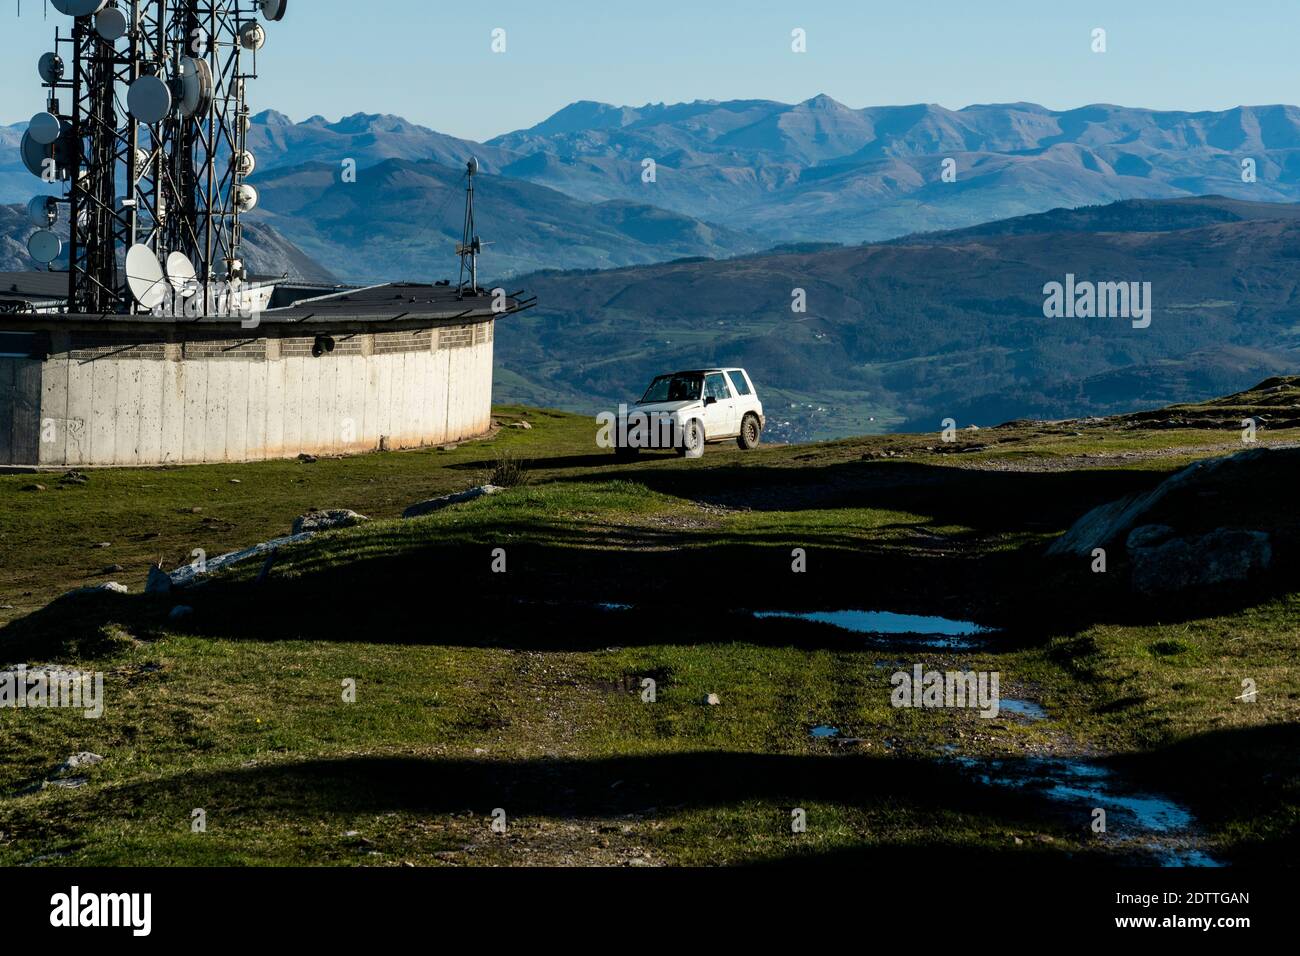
[2,750,1132,865]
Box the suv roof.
[664,368,744,376]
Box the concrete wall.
[4,322,494,467]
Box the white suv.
[615,368,765,459]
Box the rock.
[189,507,203,514]
[58,752,103,774]
[102,564,125,574]
[297,453,318,464]
[509,421,532,430]
[292,509,370,535]
[168,605,194,622]
[162,533,313,590]
[1047,447,1293,558]
[62,582,128,599]
[1129,528,1272,595]
[403,485,502,520]
[704,693,721,706]
[93,542,112,549]
[229,479,241,484]
[60,471,89,485]
[146,563,172,595]
[440,444,459,451]
[20,483,46,492]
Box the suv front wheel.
[677,418,705,459]
[737,413,762,450]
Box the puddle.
[754,610,993,648]
[810,725,840,739]
[999,699,1048,721]
[952,756,1219,866]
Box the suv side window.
[726,371,751,396]
[704,373,732,401]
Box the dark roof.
[0,271,69,301]
[0,278,536,333]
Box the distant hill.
[250,158,763,283]
[494,196,1300,441]
[0,203,337,283]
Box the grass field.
[1,384,1297,867]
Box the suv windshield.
[641,372,703,404]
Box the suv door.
[701,372,736,438]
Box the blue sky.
[4,0,1299,141]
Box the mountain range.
[9,98,1300,280]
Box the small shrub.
[489,451,532,488]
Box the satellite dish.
[166,252,199,297]
[51,0,107,16]
[20,130,51,178]
[126,244,168,309]
[27,195,58,228]
[95,6,130,41]
[38,52,65,84]
[128,75,172,124]
[27,230,62,265]
[178,56,213,117]
[468,156,480,176]
[234,150,257,177]
[260,0,288,21]
[239,21,267,50]
[235,184,259,211]
[133,147,151,171]
[28,111,62,145]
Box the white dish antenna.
[27,195,58,228]
[128,75,172,124]
[239,21,267,50]
[38,52,65,84]
[166,252,200,298]
[234,150,257,177]
[28,111,62,145]
[178,57,214,117]
[235,184,259,212]
[51,0,107,16]
[28,230,62,265]
[20,130,51,178]
[126,244,168,309]
[95,7,130,41]
[260,0,288,21]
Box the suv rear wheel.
[737,413,762,450]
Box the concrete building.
[0,278,518,467]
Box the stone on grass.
[292,509,370,535]
[403,485,501,520]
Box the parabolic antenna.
[27,195,58,228]
[166,252,199,297]
[178,57,214,117]
[51,0,107,16]
[235,184,259,212]
[28,111,62,145]
[27,230,62,265]
[239,21,267,50]
[233,150,256,177]
[128,75,172,124]
[95,6,130,41]
[260,0,288,21]
[126,244,169,309]
[38,52,64,84]
[20,130,50,178]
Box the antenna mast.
[457,156,481,294]
[22,0,287,313]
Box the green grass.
[0,392,1297,866]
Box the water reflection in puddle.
[953,756,1219,866]
[754,610,993,647]
[999,699,1048,721]
[810,725,840,739]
